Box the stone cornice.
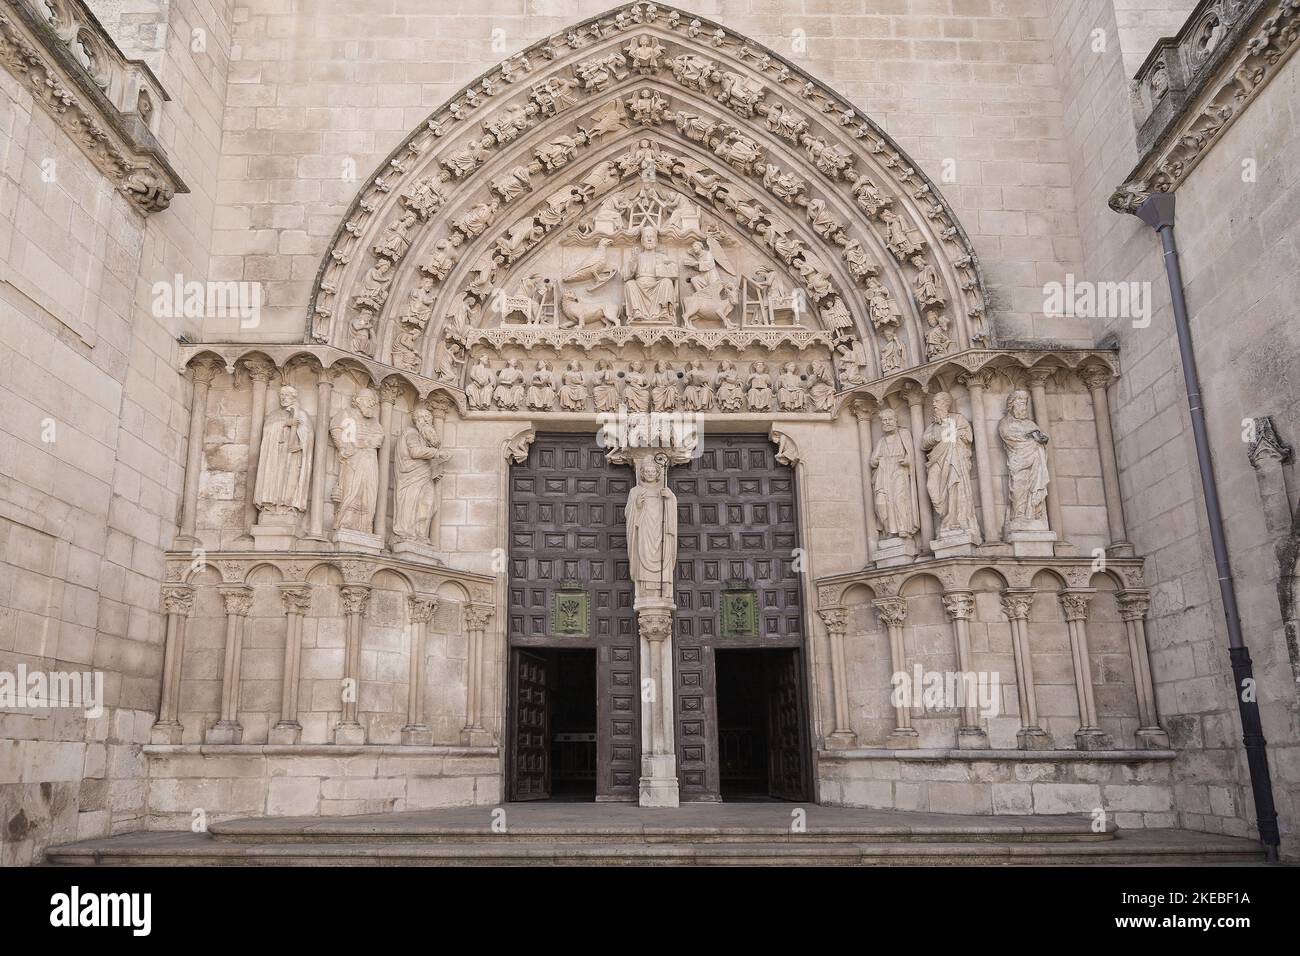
[0,0,187,214]
[1110,0,1299,214]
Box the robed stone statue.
[870,407,919,539]
[329,389,385,533]
[921,391,982,540]
[998,388,1051,530]
[625,455,678,602]
[392,406,450,543]
[253,385,313,516]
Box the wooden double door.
[507,434,811,803]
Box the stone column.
[902,384,934,550]
[374,381,400,540]
[851,398,880,563]
[818,608,858,748]
[402,595,438,746]
[1000,590,1049,749]
[428,396,452,551]
[942,590,988,749]
[1059,590,1111,750]
[334,584,370,745]
[874,597,918,747]
[960,369,1000,544]
[239,359,276,538]
[207,586,253,744]
[176,360,220,548]
[1081,366,1133,555]
[306,370,333,540]
[1026,370,1065,541]
[270,585,312,744]
[636,598,679,806]
[461,603,494,746]
[151,586,195,744]
[1117,590,1169,749]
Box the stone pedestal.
[873,535,918,567]
[824,730,859,750]
[391,538,443,564]
[460,726,494,747]
[1074,728,1113,751]
[401,725,433,746]
[333,529,384,552]
[150,721,184,745]
[1016,727,1052,750]
[885,729,920,749]
[251,513,299,551]
[333,721,366,745]
[207,720,243,744]
[1005,528,1056,557]
[930,530,976,559]
[957,727,990,749]
[1136,727,1171,750]
[269,721,302,745]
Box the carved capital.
[219,586,253,617]
[189,359,222,386]
[941,590,975,621]
[958,368,996,392]
[340,585,372,616]
[999,591,1033,622]
[873,597,907,628]
[407,595,438,624]
[818,607,847,634]
[379,379,404,405]
[851,397,877,421]
[161,586,195,617]
[1079,365,1115,392]
[464,602,495,631]
[899,383,926,407]
[637,607,673,642]
[1116,589,1151,622]
[279,585,312,615]
[242,358,277,384]
[1058,590,1092,623]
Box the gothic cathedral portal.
[507,434,811,803]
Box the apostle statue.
[625,454,678,602]
[623,226,678,323]
[253,385,313,517]
[870,407,919,538]
[329,389,385,534]
[921,391,982,541]
[392,406,450,544]
[998,388,1051,530]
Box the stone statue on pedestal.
[625,454,678,602]
[329,389,384,533]
[870,407,919,538]
[922,391,981,541]
[999,388,1051,530]
[392,406,449,544]
[253,385,314,517]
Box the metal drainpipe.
[1133,191,1280,861]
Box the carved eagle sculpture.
[563,238,619,291]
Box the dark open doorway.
[714,648,810,802]
[509,648,597,802]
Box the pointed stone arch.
[306,2,990,408]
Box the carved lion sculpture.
[560,291,620,328]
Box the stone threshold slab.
[818,748,1176,761]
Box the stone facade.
[1,0,1296,864]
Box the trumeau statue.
[392,406,449,544]
[253,385,313,517]
[999,388,1052,531]
[922,391,982,541]
[329,389,385,534]
[871,407,919,539]
[625,455,678,603]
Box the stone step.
[44,829,1265,866]
[202,805,1118,845]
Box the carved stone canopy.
[306,3,989,400]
